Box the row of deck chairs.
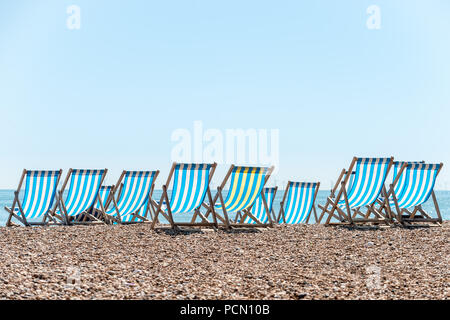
[4,164,318,228]
[4,157,443,228]
[318,157,444,227]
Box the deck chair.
[150,163,217,229]
[278,182,320,224]
[380,162,443,226]
[318,157,394,225]
[104,170,159,224]
[5,170,62,226]
[56,169,108,225]
[211,165,275,228]
[235,187,278,224]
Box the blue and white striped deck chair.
[384,162,443,225]
[105,170,159,224]
[238,187,278,224]
[320,157,394,225]
[151,163,217,229]
[213,165,275,228]
[57,169,108,225]
[5,169,62,226]
[278,182,320,224]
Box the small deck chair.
[318,157,394,225]
[86,185,114,221]
[211,165,275,228]
[278,182,320,224]
[56,169,108,225]
[104,171,159,224]
[235,187,278,224]
[96,185,114,210]
[380,162,444,226]
[5,170,62,226]
[150,163,217,229]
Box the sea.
[0,190,449,226]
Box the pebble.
[366,241,375,247]
[0,223,447,299]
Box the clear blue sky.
[1,0,449,189]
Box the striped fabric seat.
[241,187,277,224]
[391,163,441,209]
[165,163,212,214]
[107,171,157,222]
[337,158,391,210]
[59,169,106,217]
[215,166,269,214]
[281,182,319,224]
[7,170,61,223]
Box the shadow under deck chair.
[4,170,62,226]
[236,187,278,224]
[318,157,394,226]
[380,162,443,226]
[210,165,275,228]
[278,182,320,224]
[55,169,108,225]
[150,163,217,229]
[104,170,159,224]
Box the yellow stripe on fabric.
[226,168,254,212]
[229,169,262,212]
[240,172,265,211]
[224,167,249,208]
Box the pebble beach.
[0,223,448,300]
